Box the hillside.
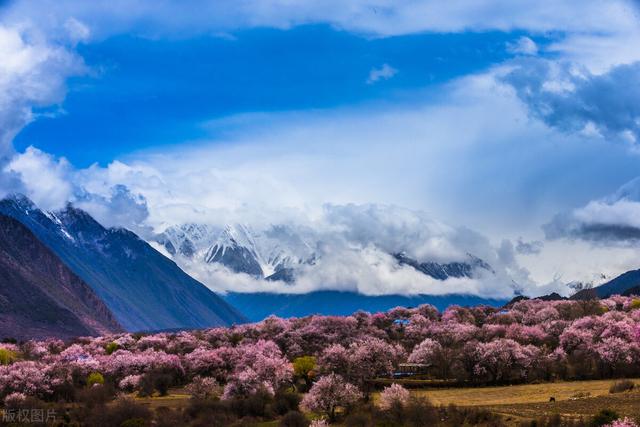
[0,214,123,340]
[0,195,246,331]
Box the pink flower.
[408,338,442,365]
[222,368,274,399]
[118,374,143,391]
[378,383,410,410]
[301,374,361,421]
[605,417,639,427]
[3,392,26,407]
[185,376,220,399]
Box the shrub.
[605,418,640,427]
[0,348,17,365]
[273,389,302,416]
[105,342,120,355]
[609,380,635,394]
[402,396,438,427]
[121,419,147,427]
[185,376,220,400]
[153,407,185,427]
[185,398,235,426]
[293,356,316,391]
[76,382,116,409]
[228,388,274,418]
[155,373,172,396]
[378,383,410,411]
[138,371,172,397]
[280,411,310,427]
[519,414,589,427]
[301,374,362,421]
[87,372,105,387]
[344,408,373,427]
[119,374,143,392]
[3,392,26,408]
[592,409,621,427]
[88,397,152,427]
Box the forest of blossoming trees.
[1,296,640,426]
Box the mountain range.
[155,222,492,283]
[0,195,245,336]
[4,193,640,337]
[156,223,316,281]
[154,222,505,320]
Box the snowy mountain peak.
[204,224,263,276]
[152,220,495,286]
[155,223,219,258]
[154,222,317,279]
[5,193,38,212]
[215,224,259,253]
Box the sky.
[1,0,640,296]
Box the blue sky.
[16,27,527,165]
[1,0,640,295]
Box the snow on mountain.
[153,220,494,289]
[205,224,264,276]
[155,222,219,258]
[156,223,316,280]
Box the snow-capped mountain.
[156,222,219,258]
[156,223,316,280]
[393,252,493,280]
[154,222,492,284]
[205,224,265,277]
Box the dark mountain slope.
[572,269,640,300]
[0,195,246,331]
[0,214,123,340]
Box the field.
[373,379,640,424]
[131,379,640,425]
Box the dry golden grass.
[134,380,640,424]
[132,388,191,410]
[409,379,640,406]
[372,379,640,424]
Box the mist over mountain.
[152,210,522,299]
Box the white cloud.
[544,176,640,245]
[3,146,73,210]
[2,59,638,296]
[0,24,85,157]
[64,17,91,43]
[159,203,526,299]
[506,36,538,55]
[3,0,636,39]
[367,63,397,84]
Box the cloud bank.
[545,177,640,245]
[158,203,531,299]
